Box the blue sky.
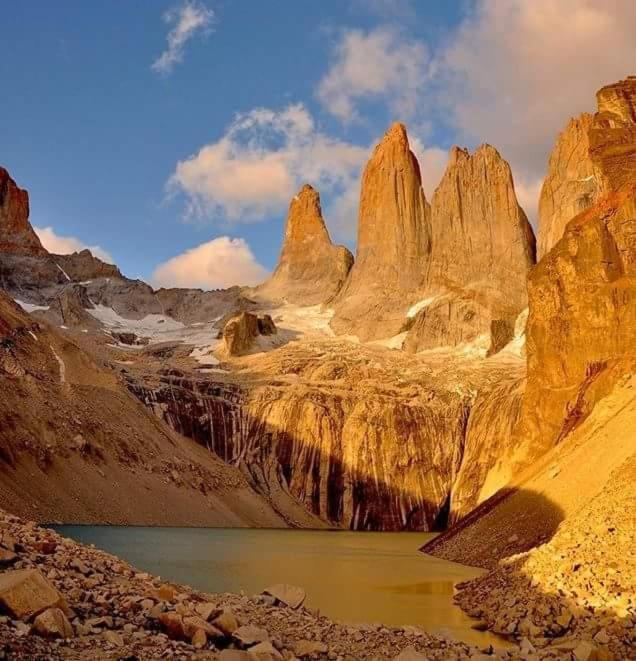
[1,1,633,288]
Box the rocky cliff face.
[0,168,47,256]
[331,124,431,341]
[129,341,526,531]
[256,185,353,305]
[518,183,636,459]
[538,76,636,257]
[537,114,599,258]
[404,145,535,353]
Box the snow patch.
[55,263,71,281]
[50,346,66,383]
[371,331,408,350]
[407,296,437,319]
[190,344,221,365]
[14,299,49,313]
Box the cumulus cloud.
[152,236,268,290]
[439,0,636,204]
[317,27,429,122]
[152,0,214,75]
[169,103,368,233]
[34,226,114,264]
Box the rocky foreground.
[0,509,631,660]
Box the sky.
[1,1,634,289]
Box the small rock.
[195,601,222,622]
[393,646,430,661]
[295,639,329,657]
[593,628,610,645]
[158,612,185,640]
[249,641,283,659]
[183,615,224,641]
[213,609,239,635]
[573,641,600,661]
[102,630,124,647]
[191,628,207,649]
[233,625,270,647]
[219,651,252,661]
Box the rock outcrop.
[256,185,353,305]
[331,123,432,341]
[0,167,47,256]
[538,76,636,257]
[220,311,277,356]
[404,145,535,353]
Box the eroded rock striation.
[404,145,535,354]
[256,185,353,305]
[538,76,636,257]
[130,342,526,531]
[0,167,47,256]
[331,123,432,341]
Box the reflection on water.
[53,526,506,648]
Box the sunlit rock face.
[256,185,353,305]
[331,123,432,341]
[404,145,535,354]
[0,167,47,256]
[518,183,636,459]
[129,342,526,531]
[538,76,636,257]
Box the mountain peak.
[255,185,353,305]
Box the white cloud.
[169,103,368,232]
[317,27,430,122]
[439,0,636,194]
[152,236,268,290]
[152,0,214,75]
[34,226,114,264]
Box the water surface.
[54,526,502,647]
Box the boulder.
[212,609,239,635]
[233,624,270,647]
[257,315,277,336]
[221,312,278,357]
[182,615,223,641]
[262,583,306,609]
[157,611,186,640]
[191,627,207,649]
[0,569,67,621]
[248,641,283,659]
[194,601,221,621]
[219,651,252,661]
[256,184,353,305]
[32,607,74,639]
